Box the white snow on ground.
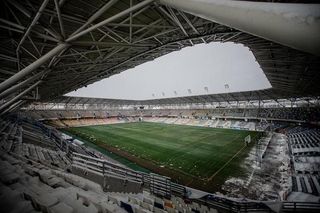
[287,192,320,202]
[186,186,213,199]
[220,133,291,201]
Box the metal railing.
[72,152,182,197]
[71,152,320,213]
[282,202,320,212]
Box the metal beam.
[70,41,155,47]
[0,71,45,99]
[0,18,25,30]
[0,80,41,112]
[71,0,119,36]
[32,31,60,42]
[66,0,154,42]
[0,24,23,33]
[104,23,174,29]
[0,53,18,63]
[58,47,111,58]
[87,31,227,80]
[7,0,31,18]
[53,0,66,38]
[17,0,50,52]
[0,43,68,93]
[0,69,16,75]
[0,100,25,116]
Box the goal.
[244,134,251,146]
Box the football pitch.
[65,122,260,191]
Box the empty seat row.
[291,175,320,196]
[0,149,218,213]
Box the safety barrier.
[282,202,320,212]
[72,152,183,197]
[72,152,320,212]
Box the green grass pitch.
[66,122,259,183]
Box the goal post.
[244,134,251,146]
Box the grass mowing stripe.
[67,122,256,176]
[61,130,150,173]
[64,122,260,192]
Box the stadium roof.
[0,0,319,111]
[45,88,318,106]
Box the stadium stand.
[0,118,191,212]
[4,96,320,210]
[1,114,320,212]
[19,105,320,135]
[1,117,272,213]
[1,0,320,211]
[21,107,320,122]
[281,126,320,199]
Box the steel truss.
[0,0,319,113]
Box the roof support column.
[0,43,69,93]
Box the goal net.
[244,134,251,145]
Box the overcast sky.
[67,42,271,100]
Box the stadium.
[0,0,320,213]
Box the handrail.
[72,152,320,213]
[282,202,320,212]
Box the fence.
[71,152,320,212]
[282,202,320,212]
[72,152,184,197]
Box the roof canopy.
[44,88,318,106]
[0,0,319,111]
